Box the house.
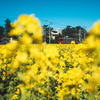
[51,28,62,39]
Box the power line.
[40,20,67,27]
[0,16,66,25]
[0,16,16,19]
[51,21,67,26]
[0,15,65,24]
[0,16,49,23]
[0,16,67,29]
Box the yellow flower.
[18,73,30,83]
[16,52,28,63]
[11,94,19,99]
[71,88,75,95]
[89,20,100,35]
[9,26,24,36]
[15,89,20,94]
[97,91,100,94]
[9,14,43,44]
[32,27,43,43]
[2,76,6,80]
[39,89,45,94]
[18,33,33,44]
[85,35,100,49]
[18,14,29,26]
[12,60,19,69]
[60,61,65,67]
[6,41,19,50]
[71,41,75,45]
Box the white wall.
[51,28,62,35]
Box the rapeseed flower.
[89,20,100,36]
[9,14,43,45]
[16,52,28,63]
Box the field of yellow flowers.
[0,14,100,100]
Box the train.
[58,37,80,44]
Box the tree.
[62,25,88,39]
[4,19,11,38]
[0,26,4,40]
[42,25,53,43]
[62,25,73,37]
[42,25,48,42]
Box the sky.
[0,0,100,31]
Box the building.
[51,28,62,39]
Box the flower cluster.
[9,14,43,44]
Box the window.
[52,31,57,33]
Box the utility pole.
[45,30,46,42]
[43,25,48,43]
[49,20,51,44]
[79,29,81,42]
[84,26,86,40]
[46,20,51,44]
[84,30,86,40]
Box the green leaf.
[0,83,4,89]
